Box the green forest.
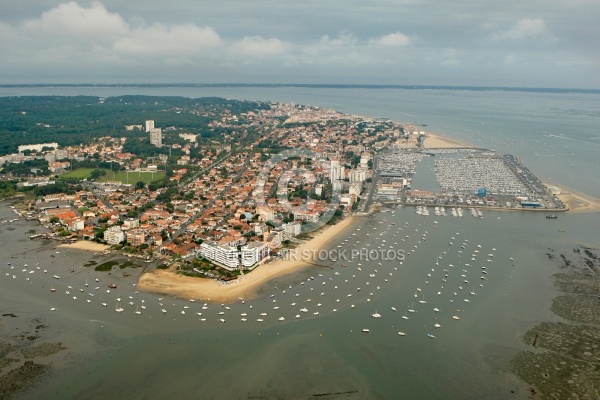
[0,95,270,155]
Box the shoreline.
[543,181,600,213]
[57,241,110,252]
[421,131,474,149]
[137,216,357,303]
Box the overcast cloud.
[0,0,599,88]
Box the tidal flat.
[511,246,600,399]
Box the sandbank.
[137,217,357,303]
[58,241,110,252]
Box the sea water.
[0,86,599,399]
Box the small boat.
[50,307,56,311]
[398,332,406,336]
[434,323,442,328]
[427,333,436,338]
[545,214,558,219]
[53,275,60,279]
[362,329,370,333]
[452,315,460,320]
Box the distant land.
[1,83,599,94]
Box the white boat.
[371,310,382,318]
[452,315,460,320]
[278,317,285,321]
[398,332,406,336]
[434,323,442,328]
[362,329,370,333]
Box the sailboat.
[371,309,382,318]
[418,294,427,304]
[135,305,141,315]
[407,303,416,313]
[115,301,123,313]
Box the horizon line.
[1,83,599,93]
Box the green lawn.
[99,170,166,185]
[58,168,97,179]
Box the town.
[0,96,565,282]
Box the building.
[18,143,59,153]
[126,229,146,246]
[340,194,355,208]
[122,218,140,230]
[294,211,319,223]
[54,149,69,160]
[200,241,240,270]
[103,226,124,245]
[349,182,362,196]
[48,161,70,173]
[145,120,155,133]
[314,184,324,197]
[330,161,345,182]
[149,128,162,147]
[240,242,270,269]
[256,206,275,222]
[179,133,197,143]
[281,221,302,237]
[349,168,367,183]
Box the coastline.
[57,241,110,252]
[546,182,600,213]
[421,131,474,149]
[137,216,357,303]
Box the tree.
[135,181,145,189]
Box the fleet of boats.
[2,204,512,341]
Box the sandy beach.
[137,217,357,303]
[58,241,110,252]
[551,185,600,213]
[422,131,473,149]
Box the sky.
[0,0,599,88]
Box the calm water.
[1,86,599,399]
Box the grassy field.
[58,168,97,179]
[59,168,165,184]
[99,170,166,184]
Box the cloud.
[22,1,128,39]
[231,36,286,56]
[319,30,357,46]
[113,24,221,56]
[369,32,411,46]
[492,18,552,41]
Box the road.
[362,154,380,213]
